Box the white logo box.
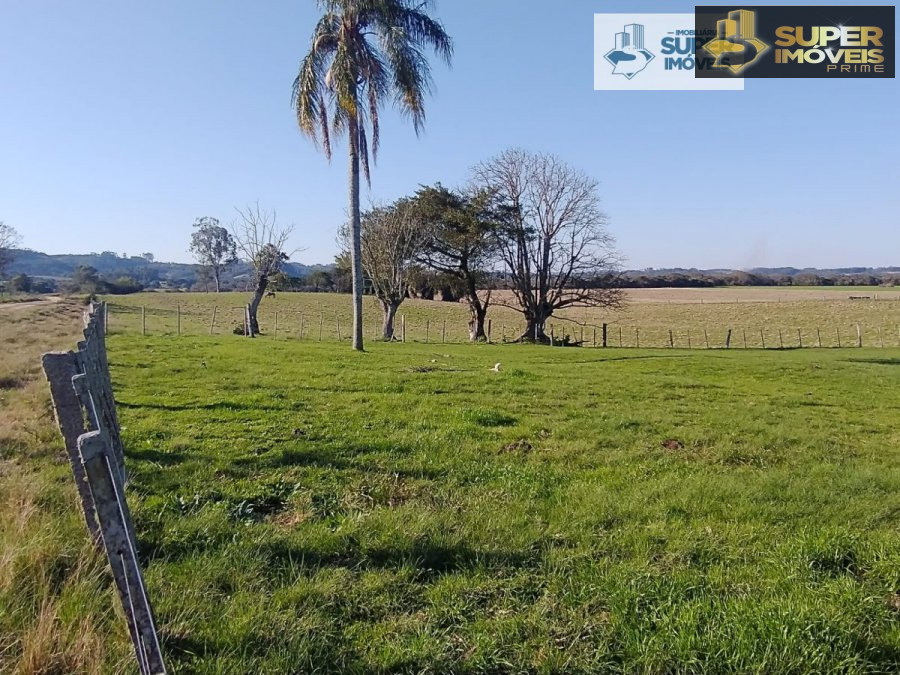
[595,13,745,91]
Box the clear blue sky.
[1,0,897,269]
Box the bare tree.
[0,222,22,279]
[411,184,505,341]
[231,205,294,336]
[345,200,426,340]
[189,217,237,293]
[474,149,623,342]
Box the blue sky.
[1,0,897,269]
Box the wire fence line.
[102,302,900,349]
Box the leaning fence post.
[78,432,167,675]
[725,329,732,348]
[209,306,217,336]
[41,352,100,541]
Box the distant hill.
[7,250,327,289]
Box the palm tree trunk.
[348,116,364,351]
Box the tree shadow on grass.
[842,357,900,366]
[118,399,293,413]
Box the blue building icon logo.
[604,23,655,79]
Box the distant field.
[106,288,900,349]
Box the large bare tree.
[231,205,294,336]
[474,149,623,342]
[346,200,425,340]
[411,184,504,341]
[0,222,22,279]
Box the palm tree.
[292,0,452,351]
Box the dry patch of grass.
[0,298,131,673]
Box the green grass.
[103,334,900,673]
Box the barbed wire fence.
[101,301,900,349]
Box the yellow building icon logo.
[703,9,770,74]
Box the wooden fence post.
[425,320,430,344]
[442,320,446,343]
[319,314,324,341]
[797,329,802,348]
[176,305,181,336]
[816,327,821,348]
[669,329,674,348]
[618,326,623,347]
[602,323,608,348]
[836,327,842,348]
[580,326,584,345]
[103,302,109,336]
[687,329,692,349]
[760,329,766,349]
[402,315,406,343]
[336,318,341,342]
[299,312,304,339]
[857,323,862,348]
[141,306,146,336]
[635,327,640,349]
[778,329,784,349]
[704,329,709,349]
[209,306,217,336]
[593,327,597,348]
[487,319,492,343]
[726,329,732,349]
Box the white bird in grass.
[490,362,501,372]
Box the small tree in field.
[189,217,237,293]
[474,149,623,342]
[232,205,294,336]
[346,201,426,340]
[0,222,22,279]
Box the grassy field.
[3,297,900,672]
[105,289,900,349]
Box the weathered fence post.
[593,327,597,348]
[669,329,674,348]
[857,323,862,348]
[778,329,784,349]
[580,326,585,345]
[425,320,430,343]
[402,315,406,343]
[816,327,821,348]
[141,306,146,336]
[760,329,766,349]
[550,325,555,346]
[299,312,304,340]
[743,329,748,349]
[602,323,608,348]
[726,329,732,349]
[442,320,446,343]
[336,318,341,342]
[43,304,167,675]
[837,327,842,348]
[704,329,709,349]
[635,327,640,349]
[687,329,692,349]
[209,306,217,336]
[319,314,324,341]
[618,326,623,347]
[103,302,109,335]
[487,319,492,343]
[797,329,802,348]
[176,304,181,336]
